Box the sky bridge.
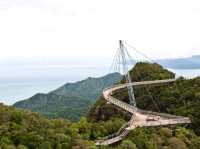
[95,41,191,146]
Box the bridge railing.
[103,79,190,119]
[103,79,176,94]
[96,79,191,146]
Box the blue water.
[0,66,199,105]
[0,66,108,105]
[169,69,200,79]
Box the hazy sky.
[1,0,200,65]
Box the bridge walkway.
[95,79,191,146]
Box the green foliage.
[0,104,125,148]
[39,141,52,149]
[1,63,200,148]
[17,145,28,149]
[128,62,175,82]
[89,63,200,148]
[2,145,16,149]
[89,63,175,122]
[159,128,172,137]
[97,127,200,149]
[168,137,187,149]
[0,104,74,148]
[14,73,122,121]
[120,140,137,149]
[120,127,200,149]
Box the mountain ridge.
[14,72,122,121]
[1,63,200,148]
[157,55,200,69]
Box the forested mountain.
[157,55,200,69]
[1,63,200,149]
[13,73,122,121]
[88,62,200,148]
[1,91,200,149]
[51,73,122,100]
[89,62,176,122]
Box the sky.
[0,0,200,66]
[1,0,200,105]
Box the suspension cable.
[122,41,161,112]
[108,40,162,112]
[123,41,155,63]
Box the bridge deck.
[95,79,191,146]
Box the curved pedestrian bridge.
[96,79,191,146]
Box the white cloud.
[0,0,200,65]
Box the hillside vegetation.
[1,62,200,149]
[88,62,200,147]
[0,103,128,149]
[88,62,175,121]
[0,104,200,149]
[14,73,122,121]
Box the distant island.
[14,73,122,121]
[157,55,200,69]
[13,55,200,121]
[2,63,200,148]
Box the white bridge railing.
[95,79,191,146]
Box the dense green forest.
[89,63,200,135]
[14,73,122,121]
[0,103,128,149]
[1,103,200,149]
[1,63,200,148]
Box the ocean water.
[169,69,200,79]
[0,66,108,105]
[0,66,199,105]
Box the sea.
[0,67,199,105]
